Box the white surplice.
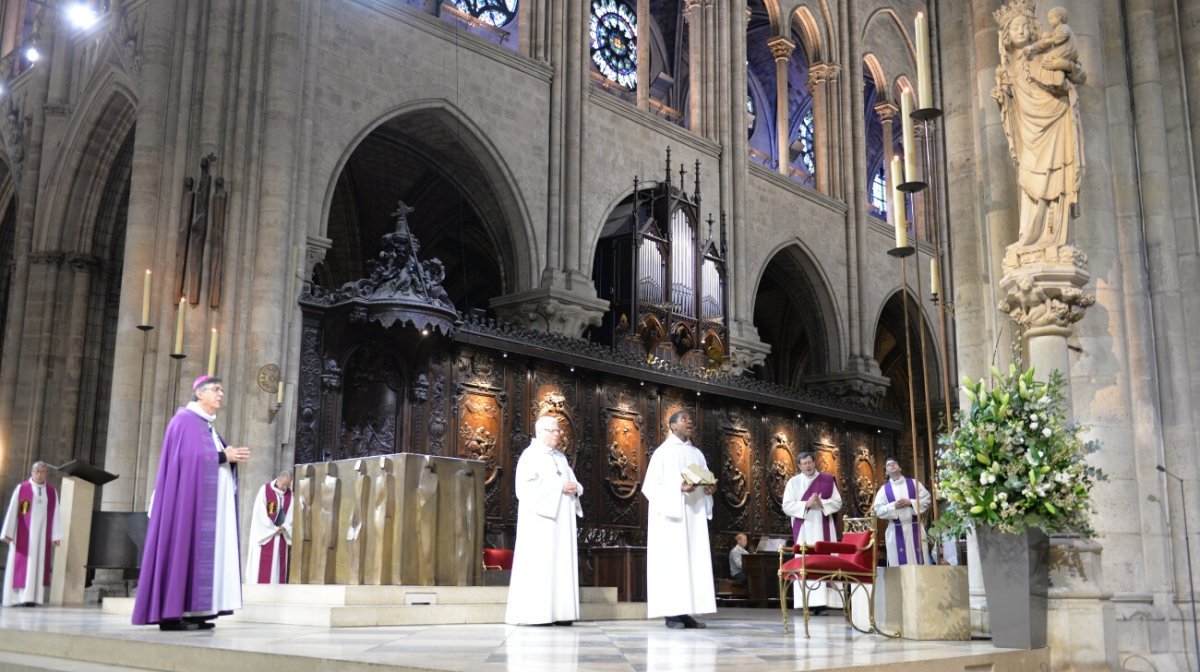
[2,480,63,605]
[186,401,242,615]
[873,477,932,567]
[781,472,843,608]
[504,437,583,625]
[244,480,293,584]
[643,433,717,619]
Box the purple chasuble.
[884,477,923,565]
[791,473,837,543]
[12,480,56,589]
[132,406,239,625]
[258,484,292,584]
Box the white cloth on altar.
[504,437,583,625]
[781,472,843,609]
[873,477,932,567]
[2,480,63,605]
[186,401,242,616]
[244,480,293,584]
[643,433,716,619]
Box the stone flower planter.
[976,526,1049,649]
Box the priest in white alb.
[781,451,842,611]
[505,415,583,626]
[2,461,63,606]
[643,410,717,629]
[245,471,294,584]
[873,456,932,566]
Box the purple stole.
[13,481,56,589]
[258,484,292,584]
[791,473,837,543]
[884,478,923,565]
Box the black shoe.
[664,616,686,629]
[22,602,36,607]
[184,617,215,629]
[680,615,707,629]
[530,622,553,627]
[810,606,827,616]
[158,620,199,631]
[553,620,574,626]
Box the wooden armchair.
[777,515,899,637]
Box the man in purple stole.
[244,472,293,584]
[873,457,932,566]
[781,451,842,610]
[2,461,63,606]
[133,376,251,631]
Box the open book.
[681,463,717,487]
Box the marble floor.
[0,605,1047,672]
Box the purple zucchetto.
[192,375,214,390]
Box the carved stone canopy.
[300,200,458,335]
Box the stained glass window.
[797,109,815,175]
[746,90,756,135]
[870,167,888,216]
[590,0,637,90]
[452,0,518,27]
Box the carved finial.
[391,200,415,235]
[665,146,672,186]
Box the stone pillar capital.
[874,102,900,123]
[768,36,795,62]
[489,284,610,338]
[807,62,840,85]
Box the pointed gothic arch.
[321,103,535,313]
[751,242,843,385]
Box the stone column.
[101,3,179,512]
[808,63,839,196]
[491,0,607,336]
[875,101,898,199]
[635,0,649,110]
[684,0,704,137]
[702,0,717,140]
[768,36,793,176]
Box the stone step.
[102,584,644,627]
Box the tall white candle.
[173,297,186,355]
[901,88,918,183]
[140,270,151,326]
[915,12,933,109]
[931,258,941,296]
[891,156,908,248]
[207,328,218,376]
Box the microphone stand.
[1159,464,1200,672]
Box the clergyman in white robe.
[643,411,716,627]
[873,457,932,567]
[781,453,842,609]
[505,416,583,625]
[244,473,294,584]
[2,462,63,606]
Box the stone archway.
[323,108,521,315]
[752,243,842,387]
[873,289,942,480]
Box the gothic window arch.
[590,0,638,90]
[869,167,887,218]
[451,0,518,27]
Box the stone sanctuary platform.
[100,584,646,627]
[0,603,1048,672]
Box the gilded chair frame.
[776,515,900,638]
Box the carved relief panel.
[532,371,578,467]
[850,435,878,517]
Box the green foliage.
[932,364,1105,538]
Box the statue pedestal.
[49,477,94,606]
[490,275,609,338]
[876,565,971,640]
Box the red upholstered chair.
[777,516,898,637]
[482,548,514,572]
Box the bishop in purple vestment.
[872,457,932,567]
[132,376,251,631]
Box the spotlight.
[65,3,99,30]
[421,328,429,336]
[24,45,39,63]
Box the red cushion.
[838,531,872,569]
[482,548,513,570]
[780,554,875,582]
[813,541,857,554]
